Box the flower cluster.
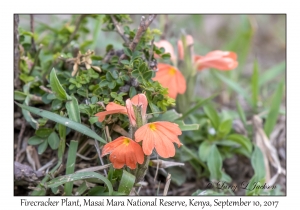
[153,35,238,99]
[95,94,182,169]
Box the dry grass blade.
[163,173,171,196]
[75,164,111,173]
[252,115,285,186]
[150,159,185,169]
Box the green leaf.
[259,61,285,86]
[198,140,213,162]
[251,61,259,110]
[226,134,253,154]
[264,81,284,137]
[151,109,181,122]
[203,105,220,129]
[174,120,199,131]
[35,128,53,138]
[38,139,48,154]
[14,91,27,101]
[28,136,45,145]
[51,99,62,111]
[129,87,137,98]
[218,119,232,137]
[64,140,78,195]
[214,71,251,105]
[143,71,153,80]
[177,93,219,120]
[47,132,60,150]
[207,144,222,181]
[89,116,99,125]
[236,100,247,128]
[46,172,113,195]
[15,103,106,144]
[149,102,160,117]
[246,146,266,195]
[88,186,106,195]
[22,96,39,130]
[118,170,135,195]
[49,68,69,100]
[123,47,132,57]
[108,81,116,89]
[251,145,266,180]
[75,181,88,195]
[66,95,81,123]
[58,113,66,161]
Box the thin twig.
[92,125,107,176]
[40,85,53,94]
[38,158,57,172]
[14,14,21,89]
[110,15,129,44]
[129,15,157,52]
[76,152,98,160]
[153,155,159,183]
[16,119,26,162]
[30,14,37,53]
[112,124,130,137]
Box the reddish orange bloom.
[95,94,148,123]
[102,136,144,169]
[152,63,186,99]
[135,121,182,158]
[194,50,238,71]
[95,102,127,122]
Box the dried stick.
[110,15,129,44]
[91,125,107,176]
[129,15,157,52]
[163,173,171,196]
[40,85,53,94]
[14,14,21,89]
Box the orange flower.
[135,121,182,158]
[95,94,148,123]
[95,102,127,122]
[194,50,238,71]
[152,63,186,99]
[102,136,144,169]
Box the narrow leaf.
[251,61,259,110]
[214,71,251,105]
[203,105,220,129]
[118,170,135,195]
[207,144,222,181]
[15,103,106,144]
[46,171,113,195]
[64,140,78,195]
[175,120,199,131]
[66,95,81,123]
[264,81,284,137]
[47,132,60,150]
[198,141,213,162]
[177,93,219,120]
[49,68,68,100]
